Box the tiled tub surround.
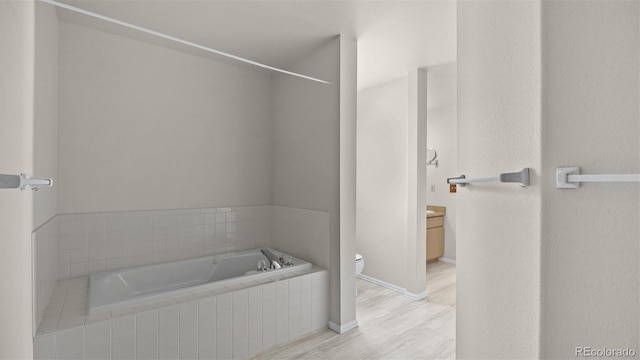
[56,206,274,280]
[33,217,59,337]
[33,205,330,344]
[34,267,329,359]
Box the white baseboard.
[329,320,359,334]
[404,290,428,301]
[357,274,406,294]
[438,257,456,264]
[357,274,428,301]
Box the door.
[0,1,36,357]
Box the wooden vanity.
[426,206,445,261]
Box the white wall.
[458,1,640,358]
[356,71,427,296]
[0,0,35,357]
[426,64,456,260]
[271,36,357,329]
[541,1,639,357]
[58,22,273,214]
[33,2,58,229]
[457,1,542,358]
[357,77,408,288]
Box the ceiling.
[56,0,456,91]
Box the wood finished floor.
[254,261,456,360]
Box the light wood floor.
[255,261,456,360]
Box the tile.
[248,334,262,357]
[137,349,159,360]
[198,314,216,336]
[179,337,197,359]
[85,312,111,325]
[204,213,216,225]
[55,327,84,359]
[198,335,217,359]
[276,281,288,296]
[232,289,248,308]
[159,343,179,360]
[180,300,198,323]
[33,335,54,360]
[180,319,197,344]
[276,294,288,313]
[288,304,301,341]
[262,311,276,332]
[112,338,135,359]
[233,319,248,341]
[262,297,276,316]
[276,326,288,346]
[134,302,156,313]
[233,305,248,325]
[70,233,89,250]
[85,322,111,359]
[58,314,86,329]
[137,331,158,356]
[248,310,262,337]
[58,220,71,236]
[159,305,179,345]
[111,307,135,318]
[198,296,216,316]
[215,213,226,224]
[89,260,106,273]
[217,293,232,312]
[288,288,301,306]
[217,344,232,360]
[58,250,70,265]
[232,338,248,359]
[248,286,262,305]
[217,310,232,330]
[262,283,276,300]
[216,326,232,347]
[111,315,135,343]
[136,310,158,335]
[58,236,70,251]
[69,262,88,278]
[300,301,312,335]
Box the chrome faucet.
[260,249,282,269]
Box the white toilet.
[355,253,364,276]
[355,253,364,296]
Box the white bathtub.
[88,248,310,314]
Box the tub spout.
[260,249,282,269]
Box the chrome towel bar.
[447,168,530,187]
[0,174,53,191]
[556,167,640,188]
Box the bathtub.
[88,248,310,314]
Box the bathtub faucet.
[260,249,282,269]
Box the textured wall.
[0,0,35,357]
[58,22,273,214]
[356,77,409,288]
[541,1,639,357]
[457,1,542,358]
[33,2,58,229]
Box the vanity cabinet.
[426,206,445,261]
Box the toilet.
[355,253,364,296]
[355,253,364,276]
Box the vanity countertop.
[426,205,446,218]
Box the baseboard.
[404,290,428,301]
[329,320,359,334]
[357,274,406,294]
[358,274,428,301]
[438,257,456,264]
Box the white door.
[0,1,36,357]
